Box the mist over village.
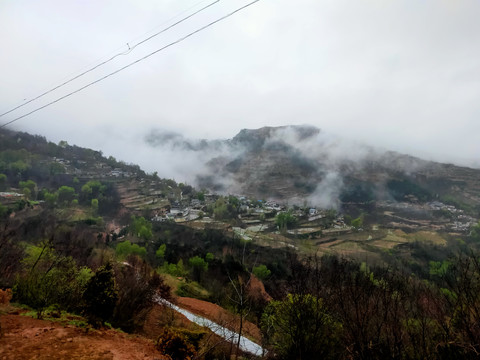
[2,1,480,359]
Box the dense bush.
[156,328,196,360]
[111,256,170,332]
[82,263,118,327]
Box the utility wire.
[1,0,262,129]
[34,0,216,93]
[0,0,220,119]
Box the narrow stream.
[155,297,265,357]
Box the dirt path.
[0,312,166,360]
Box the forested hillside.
[2,128,480,359]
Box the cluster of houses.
[50,157,136,179]
[0,191,25,204]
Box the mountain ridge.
[154,125,480,211]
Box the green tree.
[44,191,58,207]
[19,180,37,199]
[22,187,31,200]
[350,215,364,230]
[188,256,208,282]
[213,198,228,220]
[253,264,271,280]
[205,252,214,263]
[10,160,29,174]
[470,221,480,241]
[58,140,68,148]
[262,294,342,360]
[57,186,76,205]
[155,328,196,360]
[13,242,84,318]
[0,173,7,191]
[81,183,92,200]
[161,259,188,277]
[91,198,99,214]
[130,216,152,241]
[49,162,65,175]
[115,240,147,260]
[82,263,118,327]
[275,211,298,232]
[156,244,166,260]
[0,202,8,218]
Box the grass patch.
[177,282,210,301]
[407,231,447,246]
[159,273,211,301]
[20,306,88,327]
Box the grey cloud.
[0,0,479,172]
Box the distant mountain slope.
[146,125,480,212]
[0,128,186,214]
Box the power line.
[1,0,262,129]
[0,0,220,119]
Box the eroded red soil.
[0,312,166,360]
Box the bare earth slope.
[0,313,166,360]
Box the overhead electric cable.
[0,0,220,119]
[1,0,261,129]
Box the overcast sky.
[1,0,480,176]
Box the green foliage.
[188,256,208,282]
[174,328,207,351]
[228,195,240,208]
[429,260,451,276]
[82,263,118,327]
[252,264,271,280]
[387,179,432,202]
[0,173,7,191]
[0,202,8,218]
[43,191,58,207]
[81,183,92,198]
[470,222,480,242]
[0,149,32,174]
[176,281,209,300]
[197,192,205,201]
[13,242,88,318]
[91,198,99,213]
[85,180,105,197]
[340,182,375,203]
[130,216,153,240]
[11,160,29,173]
[156,244,166,259]
[49,162,65,175]
[80,181,107,205]
[262,293,342,359]
[155,327,196,360]
[160,260,188,277]
[213,198,228,220]
[112,258,170,332]
[212,197,239,220]
[275,210,298,231]
[22,187,31,200]
[57,186,76,205]
[350,215,364,230]
[115,240,147,260]
[19,180,36,199]
[205,252,214,263]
